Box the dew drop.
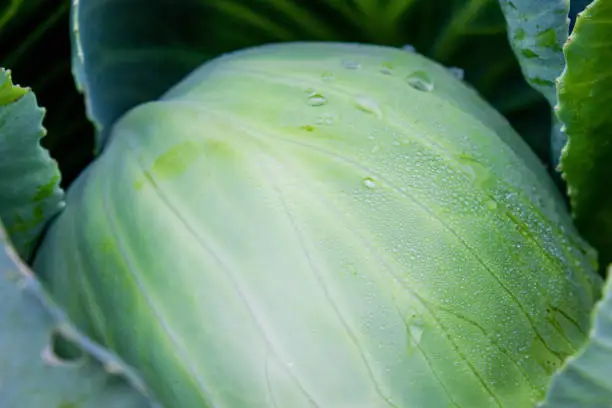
[380,61,393,75]
[457,155,492,187]
[315,113,336,125]
[448,66,464,80]
[405,70,434,92]
[355,95,382,118]
[307,93,328,106]
[104,361,123,374]
[341,59,361,70]
[486,199,498,210]
[402,44,416,53]
[362,177,377,188]
[407,321,424,348]
[321,70,336,82]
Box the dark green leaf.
[496,0,570,167]
[557,0,612,268]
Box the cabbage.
[33,42,601,408]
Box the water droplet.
[486,199,498,210]
[457,155,491,186]
[103,361,123,374]
[402,44,416,53]
[448,66,464,80]
[307,93,328,107]
[405,70,434,92]
[362,177,377,188]
[341,59,361,70]
[380,61,393,75]
[315,113,336,125]
[321,70,336,82]
[355,95,382,118]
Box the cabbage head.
[33,42,602,408]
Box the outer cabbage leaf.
[35,43,601,407]
[557,0,612,269]
[0,68,63,261]
[0,221,153,408]
[496,0,568,108]
[72,0,549,163]
[495,0,570,168]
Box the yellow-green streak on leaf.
[0,71,27,105]
[151,139,234,180]
[33,175,60,202]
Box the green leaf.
[0,221,154,408]
[496,0,570,167]
[0,68,64,261]
[539,264,612,407]
[557,0,612,269]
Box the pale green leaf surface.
[557,0,612,268]
[539,264,612,407]
[496,0,570,166]
[36,42,601,408]
[0,68,64,261]
[0,222,153,408]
